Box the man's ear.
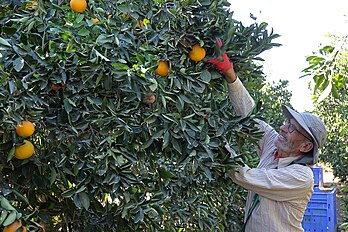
[300,141,314,153]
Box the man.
[209,40,328,232]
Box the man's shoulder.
[287,164,314,179]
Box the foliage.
[312,96,348,181]
[303,35,348,182]
[302,35,348,103]
[0,0,280,231]
[257,80,293,129]
[303,34,348,230]
[338,185,348,230]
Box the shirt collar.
[273,150,303,168]
[278,156,301,168]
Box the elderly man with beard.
[208,40,328,232]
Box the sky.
[228,0,348,112]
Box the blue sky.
[228,0,348,112]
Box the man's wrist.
[224,68,237,83]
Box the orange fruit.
[145,93,156,104]
[189,44,206,62]
[16,120,35,137]
[155,61,169,77]
[70,0,87,13]
[3,220,27,232]
[51,82,65,91]
[92,18,99,24]
[51,84,60,91]
[15,140,35,160]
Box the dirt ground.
[322,166,347,231]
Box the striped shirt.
[227,78,314,231]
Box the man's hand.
[208,39,234,74]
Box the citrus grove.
[0,0,280,231]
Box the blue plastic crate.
[302,187,337,232]
[311,166,323,187]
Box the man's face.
[275,118,312,156]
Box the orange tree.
[0,0,280,231]
[302,36,348,181]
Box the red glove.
[208,39,233,73]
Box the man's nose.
[280,124,288,132]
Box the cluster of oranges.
[155,44,206,77]
[14,120,35,160]
[149,44,206,105]
[40,0,206,105]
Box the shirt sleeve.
[254,119,279,158]
[227,77,255,118]
[229,164,314,202]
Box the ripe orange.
[16,120,35,137]
[155,61,169,77]
[189,44,206,62]
[70,0,87,13]
[51,82,65,91]
[15,140,35,160]
[92,18,99,24]
[3,220,27,232]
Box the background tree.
[302,35,348,181]
[258,79,293,129]
[0,0,280,231]
[302,35,348,229]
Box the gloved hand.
[208,39,233,73]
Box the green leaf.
[78,28,90,36]
[104,75,112,90]
[332,85,339,99]
[7,147,15,162]
[96,35,113,45]
[8,81,16,95]
[157,167,175,179]
[162,131,170,149]
[76,14,84,23]
[134,208,144,223]
[95,72,104,87]
[63,99,72,113]
[172,137,182,154]
[141,138,153,149]
[317,81,332,103]
[94,49,110,61]
[200,70,211,83]
[61,189,75,198]
[78,192,90,210]
[152,129,164,139]
[12,189,29,205]
[149,79,158,91]
[13,57,24,72]
[0,37,11,47]
[50,168,57,186]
